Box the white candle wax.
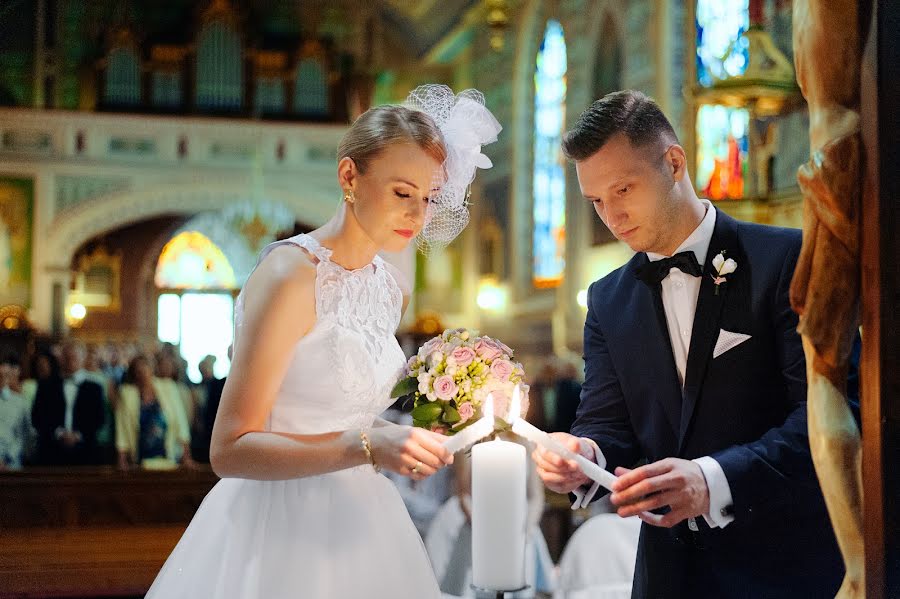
[506,384,617,492]
[471,439,527,591]
[510,418,617,492]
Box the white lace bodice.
[234,233,407,433]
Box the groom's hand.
[611,458,710,528]
[532,433,593,494]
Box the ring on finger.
[411,461,422,474]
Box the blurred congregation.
[0,338,225,471]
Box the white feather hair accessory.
[404,84,502,253]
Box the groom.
[534,90,856,598]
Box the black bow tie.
[635,251,703,285]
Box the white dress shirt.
[575,201,735,529]
[56,371,86,441]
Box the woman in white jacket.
[116,354,195,469]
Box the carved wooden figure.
[790,1,870,597]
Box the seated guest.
[21,350,58,409]
[84,343,116,464]
[31,341,105,466]
[156,352,196,432]
[193,371,225,464]
[102,342,127,386]
[116,355,195,469]
[0,354,34,469]
[189,355,216,457]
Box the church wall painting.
[0,176,34,307]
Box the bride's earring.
[343,189,356,203]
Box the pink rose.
[474,339,502,362]
[458,402,475,423]
[489,359,514,381]
[451,346,476,367]
[433,375,458,401]
[490,392,510,419]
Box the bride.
[145,85,501,598]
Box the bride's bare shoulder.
[241,245,318,320]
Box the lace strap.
[291,234,332,264]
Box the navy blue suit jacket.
[32,377,105,466]
[572,210,851,598]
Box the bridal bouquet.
[391,328,529,435]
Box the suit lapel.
[678,211,740,452]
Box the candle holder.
[471,584,530,598]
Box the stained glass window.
[155,231,237,290]
[696,0,749,87]
[696,104,749,200]
[533,20,567,289]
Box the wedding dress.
[146,233,441,598]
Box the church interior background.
[1,0,878,596]
[0,0,805,366]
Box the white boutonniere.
[711,251,737,295]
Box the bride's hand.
[368,424,454,481]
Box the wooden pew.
[0,467,218,598]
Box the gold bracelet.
[359,430,380,472]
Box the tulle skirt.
[146,465,441,598]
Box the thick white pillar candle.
[471,439,527,591]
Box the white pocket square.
[713,329,751,359]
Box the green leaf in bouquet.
[390,376,418,398]
[442,406,461,424]
[411,402,444,422]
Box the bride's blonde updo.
[337,105,447,174]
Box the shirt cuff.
[693,456,735,528]
[571,438,606,510]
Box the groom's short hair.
[562,90,679,161]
